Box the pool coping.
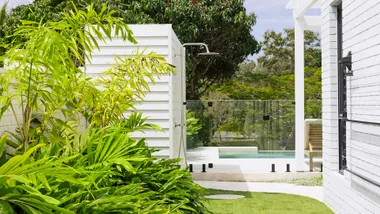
[193,172,322,182]
[187,147,322,173]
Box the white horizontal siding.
[131,129,169,138]
[93,36,169,47]
[124,110,169,120]
[322,0,380,213]
[85,24,177,158]
[134,101,170,111]
[345,0,380,121]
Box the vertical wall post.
[295,18,305,172]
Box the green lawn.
[258,175,323,186]
[206,189,333,214]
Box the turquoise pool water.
[219,151,308,159]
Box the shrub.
[0,3,208,213]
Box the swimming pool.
[219,151,308,159]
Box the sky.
[243,0,320,59]
[0,0,33,11]
[244,0,294,44]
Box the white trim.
[286,0,321,9]
[296,0,320,18]
[287,0,322,172]
[167,24,174,159]
[181,46,187,166]
[301,16,322,31]
[295,19,306,171]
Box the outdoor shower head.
[182,42,219,56]
[197,52,220,56]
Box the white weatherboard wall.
[85,24,186,160]
[322,0,380,213]
[0,68,22,138]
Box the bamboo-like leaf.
[0,134,7,157]
[0,200,15,214]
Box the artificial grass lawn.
[206,189,333,214]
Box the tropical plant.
[0,121,209,213]
[0,2,177,151]
[0,3,208,213]
[186,110,201,136]
[0,1,8,67]
[1,0,261,99]
[0,1,6,26]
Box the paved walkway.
[195,181,324,202]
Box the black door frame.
[337,3,347,172]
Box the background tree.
[214,28,321,101]
[191,28,322,149]
[257,28,321,76]
[0,0,260,99]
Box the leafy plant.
[0,122,209,213]
[186,110,201,136]
[1,0,261,99]
[0,3,208,213]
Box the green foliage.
[186,101,213,148]
[0,2,6,27]
[0,1,7,67]
[217,65,321,101]
[186,110,201,136]
[0,4,208,213]
[0,0,260,99]
[214,28,321,101]
[0,124,208,213]
[258,28,321,76]
[0,3,176,150]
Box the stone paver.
[205,194,245,199]
[196,181,324,202]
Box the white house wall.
[322,0,380,213]
[85,24,184,159]
[169,31,186,161]
[0,68,22,138]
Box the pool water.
[219,151,308,159]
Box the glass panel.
[186,100,322,160]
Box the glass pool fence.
[186,100,322,159]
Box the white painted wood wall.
[85,24,186,159]
[322,0,380,213]
[0,68,23,137]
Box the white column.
[295,19,305,172]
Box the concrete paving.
[205,194,245,199]
[195,181,324,202]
